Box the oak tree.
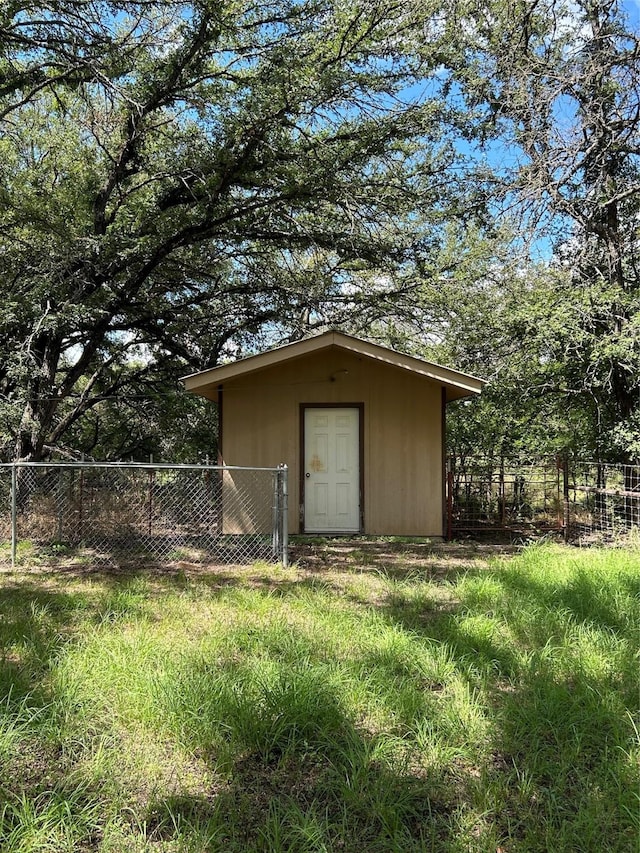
[0,0,475,460]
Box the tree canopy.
[440,0,640,462]
[0,0,638,462]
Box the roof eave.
[181,331,485,399]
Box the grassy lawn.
[0,540,638,852]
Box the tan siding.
[367,371,441,535]
[220,349,444,536]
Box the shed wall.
[219,349,444,536]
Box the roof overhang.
[181,331,485,403]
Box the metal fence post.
[147,469,154,537]
[11,463,17,569]
[272,469,280,560]
[280,464,288,567]
[446,460,453,541]
[499,457,506,527]
[57,467,64,542]
[562,455,570,543]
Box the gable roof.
[181,331,485,402]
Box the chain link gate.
[0,463,288,568]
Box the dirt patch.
[0,539,519,590]
[288,538,518,575]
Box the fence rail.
[0,462,288,568]
[447,457,640,543]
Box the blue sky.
[623,0,640,27]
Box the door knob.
[305,473,310,478]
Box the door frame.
[299,403,365,533]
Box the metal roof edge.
[181,330,485,395]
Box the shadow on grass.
[0,583,93,705]
[497,561,640,635]
[1,543,637,851]
[488,670,638,849]
[144,661,455,852]
[144,755,449,852]
[288,538,512,582]
[373,553,639,852]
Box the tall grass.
[0,543,637,851]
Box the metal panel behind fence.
[567,462,640,544]
[0,463,288,568]
[447,456,640,544]
[447,457,563,536]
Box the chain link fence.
[2,458,637,562]
[0,463,288,568]
[447,456,640,544]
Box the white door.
[304,407,360,532]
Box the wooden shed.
[182,331,484,537]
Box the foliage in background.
[439,0,640,462]
[0,0,492,462]
[0,0,638,462]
